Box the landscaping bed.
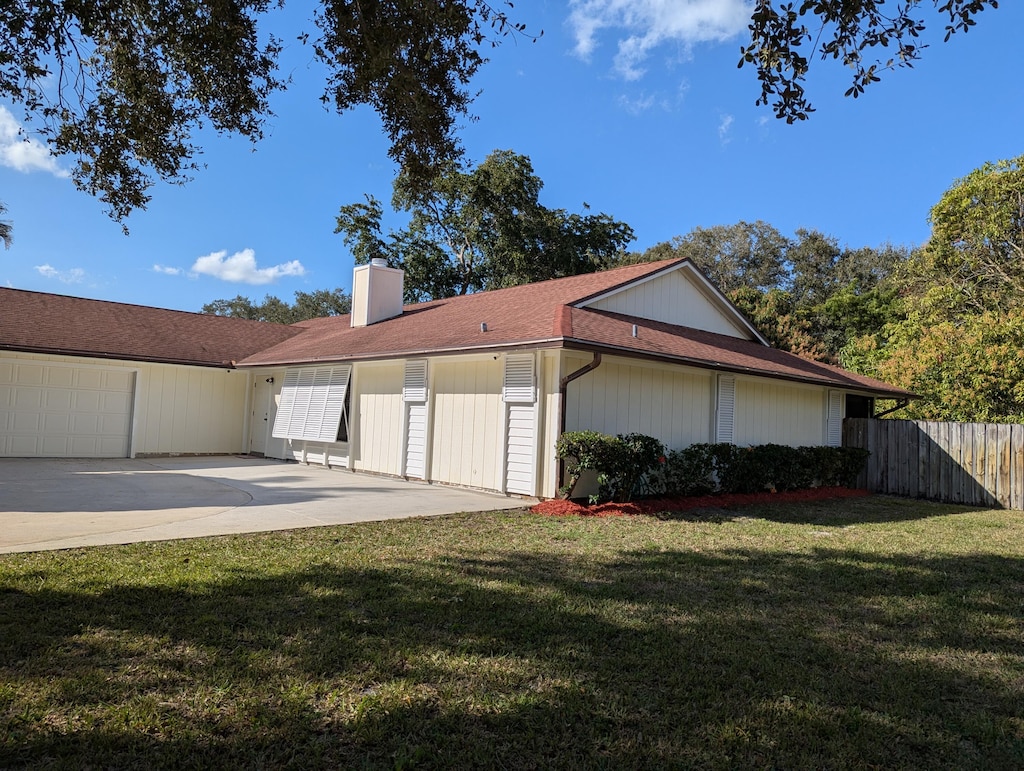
[532,486,871,517]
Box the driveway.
[0,456,528,553]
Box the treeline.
[619,154,1024,424]
[205,150,1024,424]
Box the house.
[0,257,911,498]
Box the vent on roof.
[351,260,404,327]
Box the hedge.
[556,431,869,503]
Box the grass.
[1,496,1023,769]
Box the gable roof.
[237,259,696,366]
[0,260,913,399]
[235,259,911,399]
[0,287,302,367]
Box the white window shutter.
[272,365,351,442]
[716,374,735,444]
[827,390,843,447]
[503,354,535,404]
[403,359,428,402]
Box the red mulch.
[531,487,870,518]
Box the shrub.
[556,431,665,503]
[660,442,870,497]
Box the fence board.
[844,418,1024,509]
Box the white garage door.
[0,361,134,457]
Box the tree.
[629,223,908,362]
[634,221,790,294]
[335,149,634,301]
[0,202,11,249]
[741,1,998,123]
[841,155,1024,422]
[902,153,1024,319]
[1,0,530,222]
[201,288,351,323]
[1,2,997,222]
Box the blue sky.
[2,1,1022,312]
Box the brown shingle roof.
[0,260,912,398]
[235,259,912,399]
[565,307,913,398]
[237,259,695,366]
[0,287,302,367]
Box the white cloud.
[35,264,85,284]
[153,264,182,276]
[718,113,734,143]
[0,107,70,178]
[568,0,752,79]
[190,248,305,285]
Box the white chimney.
[351,258,404,327]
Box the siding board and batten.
[430,358,504,491]
[585,269,750,339]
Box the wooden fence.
[843,418,1024,509]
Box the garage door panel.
[0,361,133,458]
[12,412,41,432]
[43,390,73,410]
[73,391,101,411]
[101,392,132,413]
[42,413,71,433]
[14,390,42,409]
[46,368,75,387]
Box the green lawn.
[2,497,1023,769]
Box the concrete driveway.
[0,456,528,553]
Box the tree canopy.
[0,1,998,221]
[201,287,351,323]
[845,154,1024,423]
[335,149,634,301]
[742,0,999,122]
[625,222,909,364]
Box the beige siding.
[430,357,504,490]
[0,351,250,455]
[586,269,749,338]
[734,378,826,447]
[563,354,713,451]
[353,361,404,476]
[538,351,562,498]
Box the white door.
[0,360,134,457]
[250,376,272,455]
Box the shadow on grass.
[2,544,1022,768]
[651,494,984,527]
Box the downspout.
[556,352,603,493]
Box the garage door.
[0,360,134,457]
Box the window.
[272,364,352,442]
[336,383,352,443]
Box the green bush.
[556,431,665,503]
[660,442,870,497]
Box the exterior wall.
[352,361,404,476]
[585,269,750,339]
[0,350,249,455]
[562,353,714,451]
[733,378,826,447]
[429,356,505,491]
[538,350,562,499]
